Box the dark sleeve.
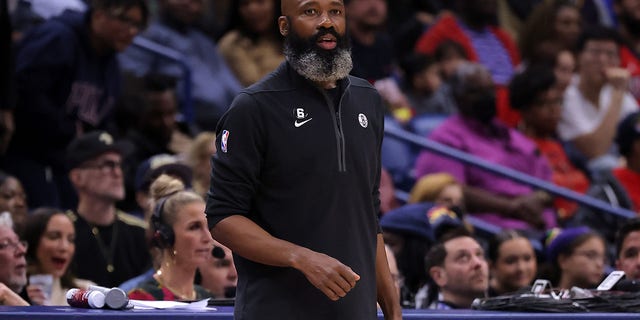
[205,92,266,229]
[13,23,77,140]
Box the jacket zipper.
[322,86,347,172]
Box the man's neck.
[441,290,479,309]
[77,200,117,226]
[315,80,338,90]
[577,76,603,108]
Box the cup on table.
[29,274,53,305]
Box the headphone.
[151,194,176,248]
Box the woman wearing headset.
[128,174,214,301]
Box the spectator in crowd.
[119,160,194,293]
[558,26,638,175]
[422,228,489,309]
[0,212,29,306]
[117,73,193,211]
[487,229,537,297]
[217,0,284,87]
[553,49,576,93]
[414,62,556,232]
[615,217,640,280]
[408,172,464,209]
[612,111,640,212]
[434,40,469,82]
[346,0,393,82]
[119,0,242,132]
[414,0,521,126]
[509,64,590,222]
[346,0,411,122]
[10,0,87,42]
[66,131,150,288]
[6,0,148,210]
[614,0,640,103]
[21,207,94,306]
[185,132,216,198]
[570,110,640,254]
[519,0,582,63]
[398,53,457,116]
[134,154,193,222]
[387,0,444,61]
[541,227,607,289]
[380,202,435,308]
[197,239,238,299]
[206,0,402,317]
[128,174,213,301]
[0,171,28,232]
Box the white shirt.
[558,75,639,141]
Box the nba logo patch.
[358,113,368,128]
[221,130,230,153]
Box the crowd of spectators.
[3,0,640,311]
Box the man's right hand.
[293,249,360,301]
[0,283,29,306]
[606,67,631,91]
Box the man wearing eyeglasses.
[0,213,29,306]
[65,131,151,288]
[3,0,149,211]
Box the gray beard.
[285,48,353,83]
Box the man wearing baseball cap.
[66,131,150,288]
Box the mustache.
[311,27,340,43]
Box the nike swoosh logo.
[294,118,313,127]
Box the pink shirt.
[414,115,557,229]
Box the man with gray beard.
[205,0,402,319]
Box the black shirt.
[68,210,151,288]
[206,62,384,319]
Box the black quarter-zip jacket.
[206,62,384,319]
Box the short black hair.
[508,64,557,111]
[615,218,640,258]
[434,40,468,62]
[399,53,436,86]
[575,25,622,53]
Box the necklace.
[154,273,196,301]
[87,216,119,274]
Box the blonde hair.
[149,174,203,228]
[186,132,216,167]
[408,173,459,204]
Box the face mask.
[471,91,497,123]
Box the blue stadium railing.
[130,37,194,125]
[384,124,637,224]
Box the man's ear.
[68,169,82,186]
[429,266,447,287]
[278,16,289,36]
